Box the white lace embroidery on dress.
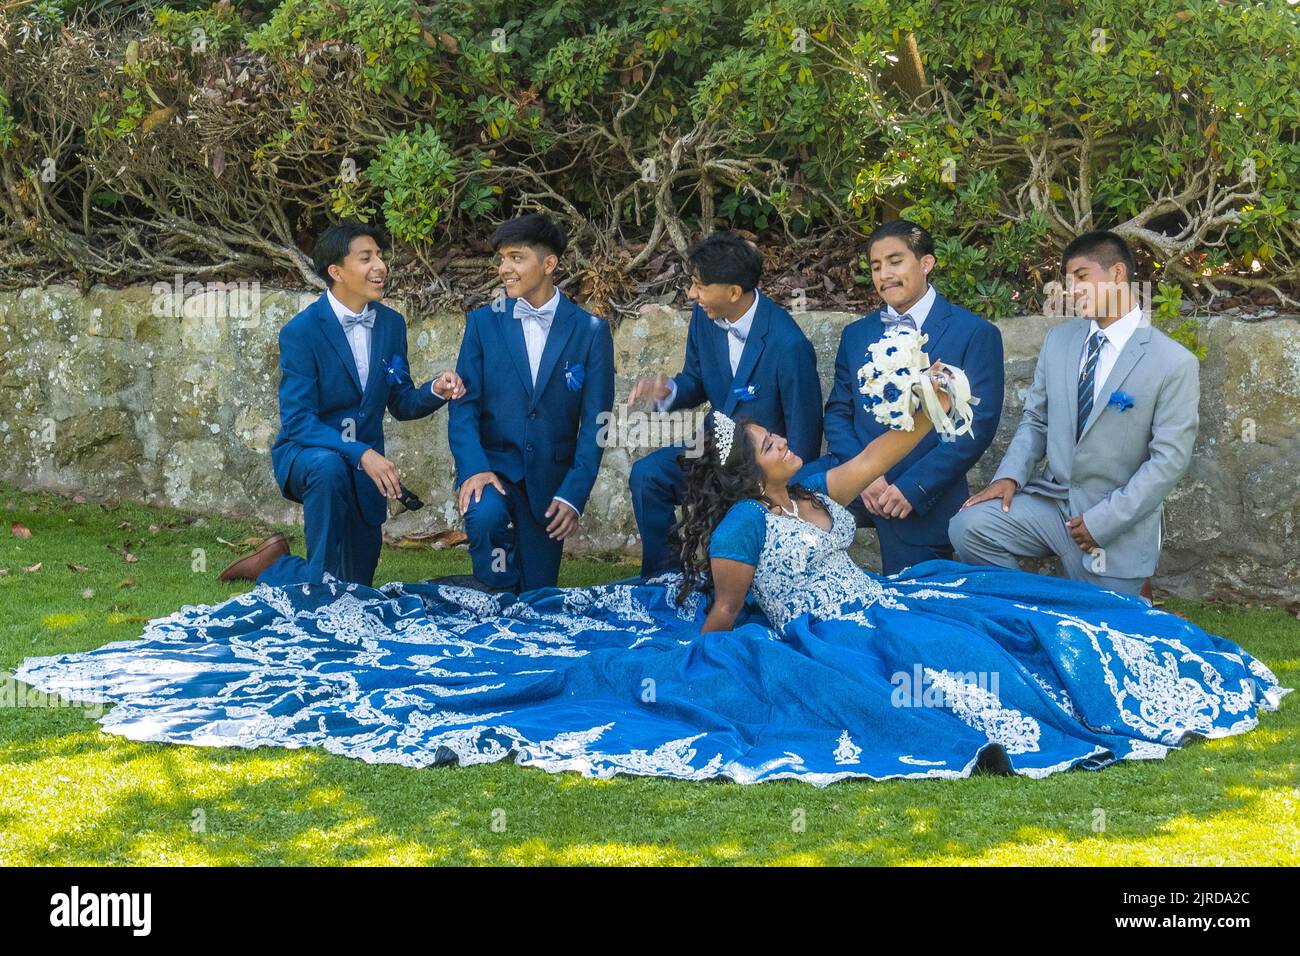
[925,667,1042,754]
[834,730,863,765]
[744,492,889,630]
[1016,603,1289,742]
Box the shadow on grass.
[3,696,1294,865]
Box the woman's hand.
[926,360,954,414]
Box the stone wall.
[1,284,1296,606]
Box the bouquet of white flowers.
[856,326,978,440]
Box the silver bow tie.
[340,308,375,332]
[514,300,555,332]
[883,312,917,331]
[714,319,747,342]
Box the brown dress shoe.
[217,534,289,582]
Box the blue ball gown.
[16,470,1288,785]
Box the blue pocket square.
[732,383,759,402]
[385,355,411,386]
[1107,390,1135,413]
[563,361,584,392]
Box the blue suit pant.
[257,447,383,587]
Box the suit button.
[528,411,537,420]
[526,444,534,452]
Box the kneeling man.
[950,231,1199,598]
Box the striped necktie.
[1076,330,1105,441]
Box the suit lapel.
[1078,324,1150,442]
[531,294,578,410]
[498,299,534,399]
[917,295,954,362]
[724,292,770,415]
[315,293,364,397]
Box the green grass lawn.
[1,481,1296,866]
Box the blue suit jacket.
[270,291,447,527]
[667,291,823,464]
[449,292,615,523]
[823,292,1004,543]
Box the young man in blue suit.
[219,219,464,587]
[794,219,1004,575]
[627,231,823,578]
[449,213,615,593]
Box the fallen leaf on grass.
[107,543,139,562]
[66,563,89,573]
[117,577,137,589]
[394,529,468,550]
[10,522,31,538]
[23,562,41,573]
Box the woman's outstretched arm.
[821,410,934,507]
[700,558,757,633]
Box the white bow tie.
[514,299,555,332]
[714,319,747,342]
[340,308,375,332]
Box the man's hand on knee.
[458,471,506,515]
[962,477,1017,513]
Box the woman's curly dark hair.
[671,414,826,605]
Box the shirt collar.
[1090,304,1144,351]
[721,290,761,334]
[326,288,374,323]
[885,283,937,328]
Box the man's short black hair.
[492,212,568,259]
[686,231,763,291]
[312,219,388,287]
[866,218,935,260]
[1061,230,1137,283]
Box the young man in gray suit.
[948,231,1199,599]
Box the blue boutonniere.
[385,355,411,386]
[1107,390,1135,413]
[732,383,759,402]
[563,361,584,392]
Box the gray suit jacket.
[992,318,1199,578]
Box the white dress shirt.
[515,289,579,517]
[326,288,374,391]
[1079,305,1144,404]
[519,288,561,385]
[655,292,760,412]
[883,283,937,330]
